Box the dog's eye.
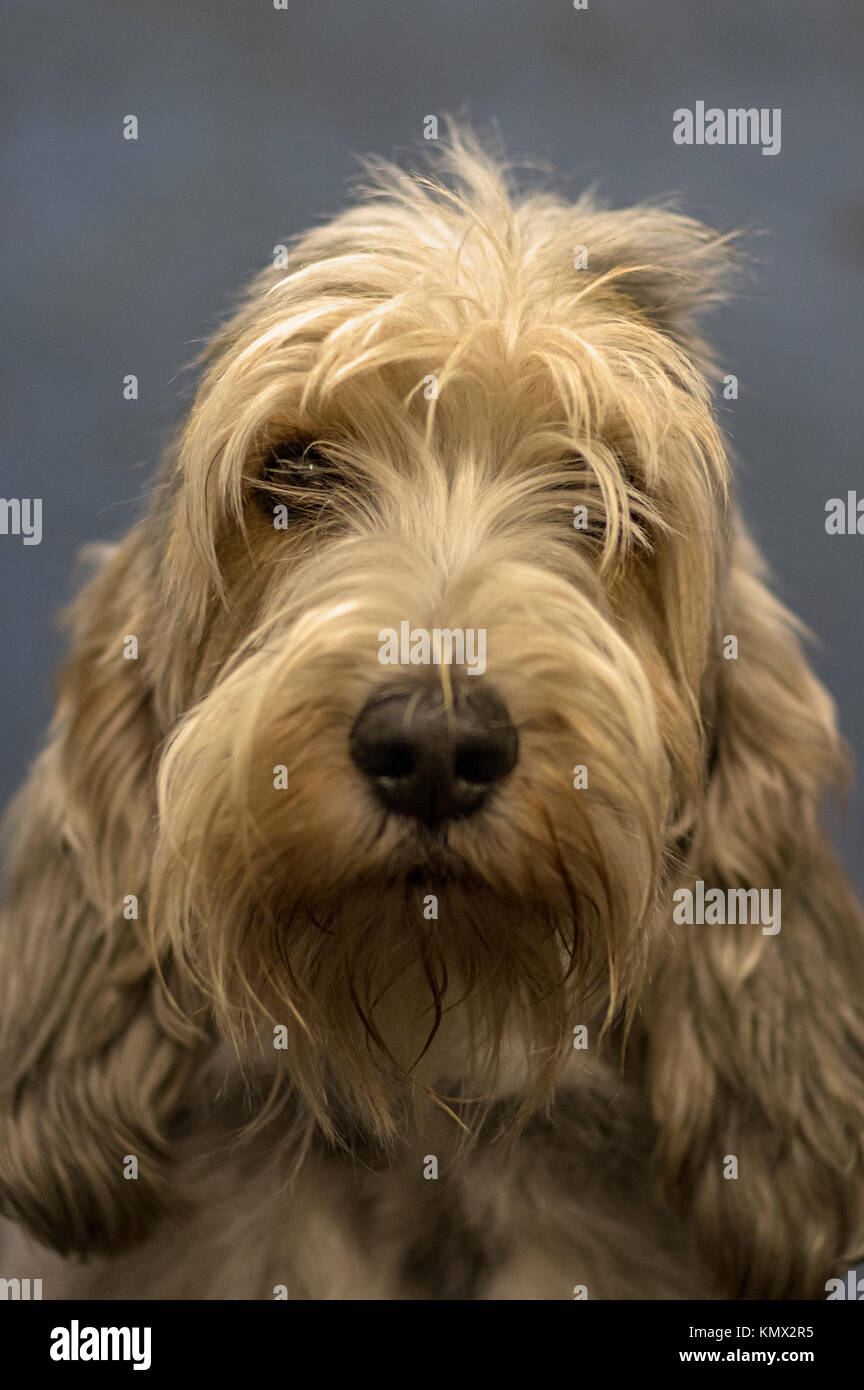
[263,446,335,487]
[253,444,341,518]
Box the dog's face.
[141,144,734,1132]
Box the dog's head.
[146,132,738,1125]
[4,133,860,1288]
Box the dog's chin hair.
[154,867,654,1148]
[150,775,663,1147]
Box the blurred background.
[1,0,862,886]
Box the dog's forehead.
[234,238,698,441]
[224,183,726,455]
[265,158,730,368]
[171,157,730,551]
[273,214,637,343]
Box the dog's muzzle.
[349,684,518,827]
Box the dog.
[1,128,863,1301]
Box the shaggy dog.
[1,131,863,1300]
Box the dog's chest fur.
[1,1065,711,1300]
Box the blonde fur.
[1,128,863,1299]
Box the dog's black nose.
[349,685,518,826]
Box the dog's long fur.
[2,129,863,1299]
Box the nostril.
[364,739,416,781]
[454,740,511,786]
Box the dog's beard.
[151,548,672,1139]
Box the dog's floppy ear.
[0,534,204,1255]
[642,526,864,1297]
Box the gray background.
[1,0,862,888]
